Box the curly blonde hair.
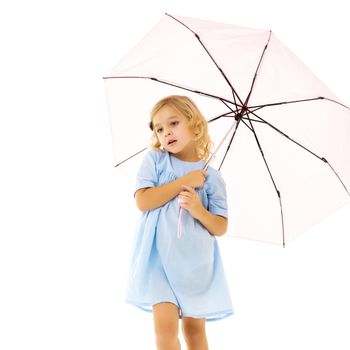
[148,95,214,162]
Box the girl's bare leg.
[182,316,209,350]
[152,302,181,350]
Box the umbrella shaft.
[204,119,238,170]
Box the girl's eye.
[156,121,178,133]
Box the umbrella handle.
[177,119,238,239]
[177,206,184,239]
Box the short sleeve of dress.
[206,170,228,219]
[134,150,158,197]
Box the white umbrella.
[104,13,350,246]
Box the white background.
[1,0,350,349]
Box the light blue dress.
[126,148,233,321]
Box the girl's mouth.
[168,140,177,146]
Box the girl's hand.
[178,184,205,220]
[182,170,207,189]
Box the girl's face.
[153,105,198,161]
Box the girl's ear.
[193,131,200,141]
[193,126,200,134]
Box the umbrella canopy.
[104,14,350,246]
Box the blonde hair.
[148,95,214,162]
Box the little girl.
[126,95,233,350]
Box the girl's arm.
[195,209,228,237]
[178,184,228,236]
[135,170,206,212]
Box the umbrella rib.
[241,116,265,124]
[247,108,335,162]
[244,31,272,107]
[114,111,238,169]
[165,13,243,109]
[322,97,350,110]
[214,108,268,171]
[217,119,241,172]
[243,112,286,247]
[113,111,237,168]
[325,162,350,196]
[149,77,241,107]
[239,118,254,132]
[207,111,238,123]
[114,147,148,168]
[249,96,350,111]
[246,109,350,196]
[221,99,243,114]
[103,75,241,108]
[205,118,240,170]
